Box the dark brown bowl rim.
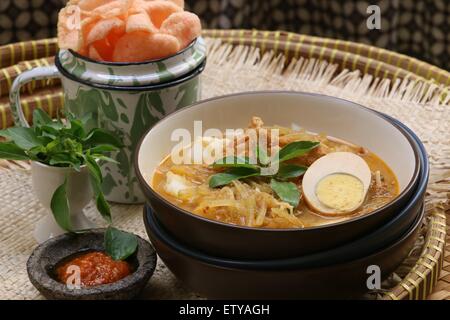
[67,38,198,66]
[135,91,421,233]
[144,202,425,269]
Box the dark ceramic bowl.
[144,114,429,269]
[27,230,157,300]
[144,203,425,299]
[136,91,424,260]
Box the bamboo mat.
[0,31,448,300]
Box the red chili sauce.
[56,251,132,287]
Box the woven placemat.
[0,36,449,300]
[2,30,450,130]
[203,30,450,86]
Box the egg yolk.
[315,173,364,212]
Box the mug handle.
[9,65,61,127]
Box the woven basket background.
[0,29,448,300]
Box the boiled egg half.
[302,152,371,216]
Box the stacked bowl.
[135,92,429,299]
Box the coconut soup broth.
[151,121,399,229]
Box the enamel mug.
[10,37,206,204]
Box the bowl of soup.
[135,91,424,259]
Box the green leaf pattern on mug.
[61,53,87,79]
[63,76,200,203]
[156,62,175,84]
[58,38,206,87]
[10,39,205,204]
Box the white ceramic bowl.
[136,91,422,259]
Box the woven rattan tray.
[0,30,448,300]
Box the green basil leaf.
[72,160,81,172]
[86,159,111,223]
[96,192,112,223]
[212,156,259,170]
[104,226,138,261]
[209,167,260,188]
[40,125,59,136]
[85,155,102,184]
[45,139,64,155]
[38,135,53,146]
[62,138,83,154]
[27,145,46,162]
[0,142,29,160]
[45,121,64,131]
[50,179,72,231]
[48,154,72,166]
[0,129,10,139]
[0,127,42,150]
[32,109,53,126]
[270,179,300,208]
[89,144,119,154]
[276,141,320,163]
[48,153,81,169]
[69,119,85,138]
[276,164,308,180]
[84,128,123,148]
[91,154,119,164]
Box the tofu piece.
[164,171,192,197]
